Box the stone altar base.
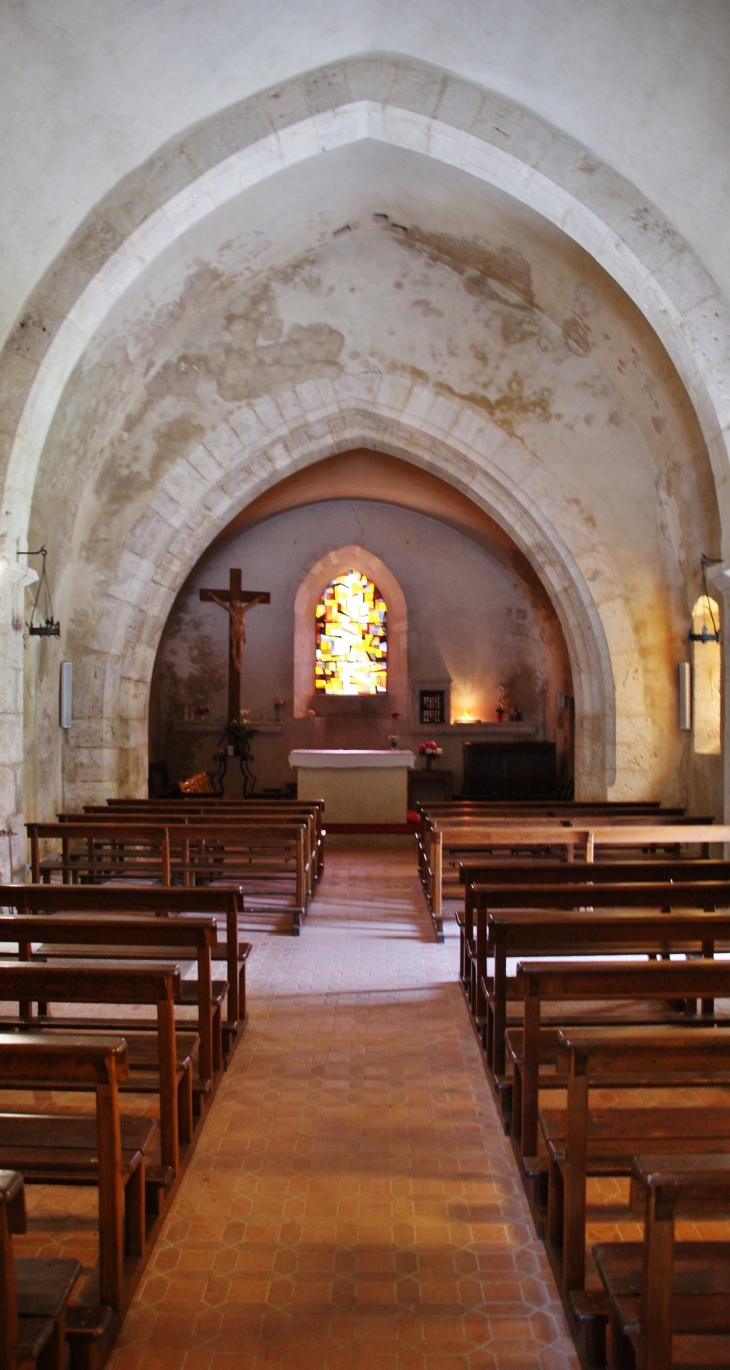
[289,748,415,825]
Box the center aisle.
[110,843,577,1370]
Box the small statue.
[207,592,265,673]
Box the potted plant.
[228,709,257,757]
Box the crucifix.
[200,568,271,722]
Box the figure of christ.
[207,592,265,674]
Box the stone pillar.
[0,557,38,880]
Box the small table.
[289,749,415,824]
[408,768,453,807]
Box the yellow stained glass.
[315,570,388,694]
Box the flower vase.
[390,737,399,750]
[425,754,434,770]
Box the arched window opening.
[315,571,387,695]
[692,595,722,755]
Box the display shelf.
[170,719,284,734]
[417,722,538,737]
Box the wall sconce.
[689,554,721,643]
[18,546,60,637]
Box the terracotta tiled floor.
[105,842,578,1370]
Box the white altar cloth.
[289,749,415,824]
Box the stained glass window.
[315,571,387,695]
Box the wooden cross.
[199,568,270,722]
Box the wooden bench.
[27,825,172,886]
[0,961,184,1175]
[542,1015,730,1295]
[27,821,310,935]
[421,822,727,930]
[471,881,730,1074]
[1,1168,83,1370]
[0,884,248,1034]
[164,822,310,928]
[0,1033,148,1309]
[418,803,690,891]
[594,1152,730,1370]
[0,913,219,1096]
[509,953,728,1167]
[95,799,326,886]
[66,808,318,903]
[459,859,730,984]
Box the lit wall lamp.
[688,554,721,643]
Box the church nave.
[92,842,576,1370]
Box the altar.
[289,749,415,824]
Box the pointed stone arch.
[1,53,728,857]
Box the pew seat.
[2,1168,84,1370]
[594,1154,730,1370]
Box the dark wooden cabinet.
[461,741,556,800]
[408,769,453,807]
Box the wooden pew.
[0,884,248,1035]
[0,913,219,1095]
[95,799,326,886]
[542,1013,730,1295]
[27,820,310,935]
[594,1153,730,1370]
[27,824,171,886]
[162,822,310,927]
[471,881,730,1074]
[0,1033,147,1309]
[459,859,730,985]
[0,1168,82,1370]
[0,961,183,1175]
[73,805,321,898]
[421,820,726,929]
[509,953,730,1167]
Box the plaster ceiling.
[2,0,729,349]
[33,137,716,631]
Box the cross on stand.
[199,568,270,722]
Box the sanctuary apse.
[148,454,574,803]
